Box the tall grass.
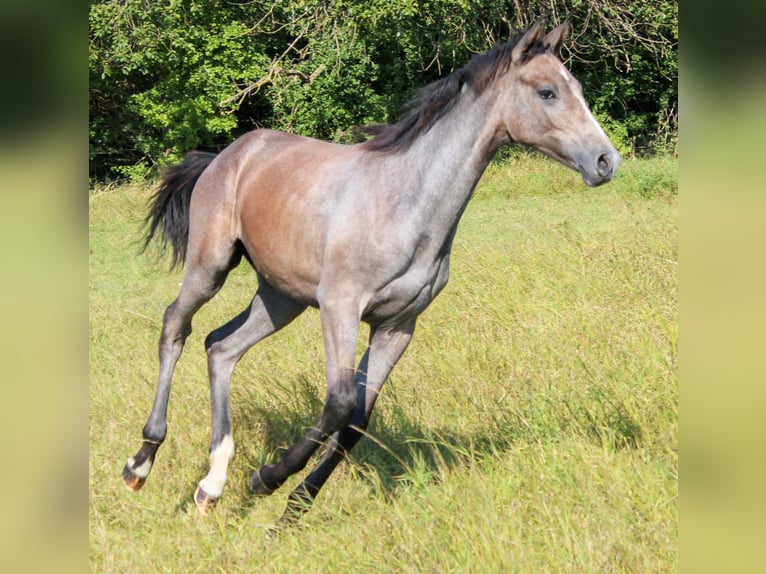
[89,156,677,572]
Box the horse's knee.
[323,388,357,431]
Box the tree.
[89,0,677,180]
[89,1,271,178]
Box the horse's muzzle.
[581,149,620,187]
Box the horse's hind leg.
[193,279,306,513]
[122,254,236,491]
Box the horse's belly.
[362,259,450,325]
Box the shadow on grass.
[227,372,645,519]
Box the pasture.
[89,155,677,572]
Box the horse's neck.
[396,88,503,229]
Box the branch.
[219,28,309,107]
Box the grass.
[89,155,677,572]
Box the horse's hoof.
[122,463,146,491]
[248,468,275,496]
[194,485,218,514]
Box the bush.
[89,0,677,181]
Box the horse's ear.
[511,16,547,63]
[542,16,572,55]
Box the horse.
[122,16,620,527]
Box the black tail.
[143,151,218,268]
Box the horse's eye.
[538,88,556,101]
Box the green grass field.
[89,155,677,572]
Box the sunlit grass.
[89,156,677,572]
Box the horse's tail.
[143,151,218,269]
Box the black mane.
[362,33,548,153]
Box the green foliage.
[594,111,632,158]
[89,1,270,178]
[566,0,678,155]
[89,0,677,180]
[265,9,385,140]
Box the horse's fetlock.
[142,423,166,445]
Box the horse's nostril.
[597,154,612,177]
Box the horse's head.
[501,17,620,186]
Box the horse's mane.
[361,32,548,153]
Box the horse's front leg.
[249,297,360,496]
[276,318,417,525]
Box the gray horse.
[123,16,620,527]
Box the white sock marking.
[127,456,153,479]
[198,435,235,498]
